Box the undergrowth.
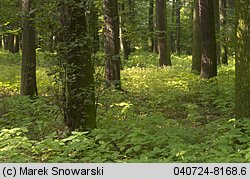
[0,50,249,162]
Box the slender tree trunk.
[62,0,96,131]
[0,36,2,48]
[171,0,176,53]
[200,0,217,79]
[235,0,250,118]
[127,0,133,52]
[13,35,20,53]
[20,0,38,96]
[148,0,154,52]
[120,3,130,60]
[156,0,171,67]
[8,33,15,53]
[104,0,121,88]
[192,0,201,73]
[4,35,9,50]
[154,0,159,54]
[176,0,181,55]
[213,0,221,65]
[221,0,228,65]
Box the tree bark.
[148,0,154,52]
[0,36,2,48]
[62,0,96,131]
[176,0,181,55]
[235,0,250,118]
[192,0,201,73]
[120,3,130,60]
[156,0,171,67]
[213,0,221,65]
[4,35,9,50]
[171,0,176,53]
[13,35,20,53]
[8,33,15,53]
[221,0,228,65]
[200,0,217,79]
[20,0,38,96]
[90,1,100,53]
[104,0,121,88]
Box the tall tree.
[7,33,15,53]
[61,0,96,131]
[221,0,228,64]
[120,2,130,60]
[20,0,38,96]
[213,0,221,65]
[200,0,217,78]
[176,0,181,55]
[170,0,176,53]
[13,35,20,53]
[104,0,121,88]
[192,0,201,73]
[148,0,154,52]
[156,0,171,67]
[0,36,2,48]
[235,0,250,118]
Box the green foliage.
[0,50,249,163]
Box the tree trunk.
[104,0,121,89]
[176,0,181,55]
[221,0,228,65]
[235,0,250,118]
[4,35,9,50]
[61,0,96,131]
[156,0,171,67]
[0,36,2,48]
[192,0,201,73]
[120,3,130,60]
[171,0,176,53]
[200,0,217,79]
[8,33,15,53]
[213,0,221,65]
[148,0,154,52]
[20,0,38,96]
[90,2,100,53]
[13,35,20,53]
[228,0,234,9]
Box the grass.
[0,49,249,162]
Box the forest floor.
[0,50,250,162]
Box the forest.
[0,0,249,163]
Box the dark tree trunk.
[221,0,228,65]
[200,0,217,79]
[20,0,38,96]
[4,35,9,50]
[90,2,100,53]
[8,33,15,53]
[156,0,171,67]
[0,36,2,48]
[148,0,154,52]
[120,3,130,60]
[228,0,234,9]
[127,0,134,52]
[192,0,201,73]
[13,35,20,53]
[104,0,121,88]
[213,0,221,65]
[235,0,250,118]
[62,0,96,131]
[176,0,181,55]
[171,0,176,53]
